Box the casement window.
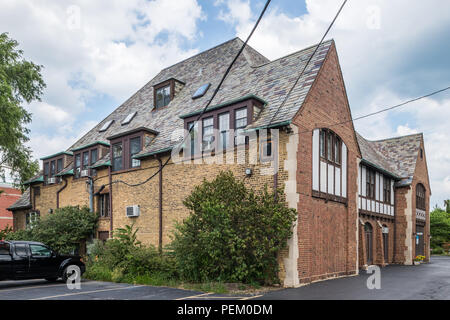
[234,108,248,145]
[416,183,426,210]
[99,194,110,218]
[312,128,347,201]
[383,177,391,204]
[110,133,144,172]
[366,168,376,200]
[218,112,230,150]
[74,147,99,179]
[187,121,199,157]
[130,137,141,168]
[26,212,40,229]
[112,143,123,171]
[202,117,214,151]
[155,85,171,109]
[43,157,64,184]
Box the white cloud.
[0,0,204,169]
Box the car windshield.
[0,242,10,255]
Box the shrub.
[0,226,14,240]
[5,206,97,254]
[430,208,450,249]
[171,171,297,285]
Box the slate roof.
[67,37,333,159]
[356,132,423,180]
[7,188,31,211]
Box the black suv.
[0,240,85,282]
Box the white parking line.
[0,283,68,293]
[175,292,212,300]
[30,285,145,300]
[240,295,263,300]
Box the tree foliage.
[430,207,450,250]
[171,171,297,284]
[5,206,97,254]
[0,32,43,188]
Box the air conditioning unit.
[80,169,89,177]
[47,177,56,184]
[126,205,140,218]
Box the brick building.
[0,182,21,230]
[8,38,430,286]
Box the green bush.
[86,224,177,282]
[430,207,450,249]
[0,226,14,240]
[432,247,444,255]
[171,171,297,285]
[5,206,97,254]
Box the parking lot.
[1,256,449,300]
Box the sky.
[0,0,449,208]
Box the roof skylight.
[192,83,210,99]
[99,120,114,132]
[121,111,137,125]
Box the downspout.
[56,177,68,209]
[157,157,163,252]
[393,188,397,263]
[109,166,113,237]
[88,177,94,213]
[273,172,278,201]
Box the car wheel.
[45,277,58,282]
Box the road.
[0,256,448,300]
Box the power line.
[268,0,348,125]
[291,85,450,136]
[108,0,272,188]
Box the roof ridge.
[160,37,243,72]
[364,132,423,143]
[251,39,334,69]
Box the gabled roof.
[356,132,423,180]
[7,188,31,211]
[65,37,333,161]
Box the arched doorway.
[364,222,373,265]
[382,225,389,263]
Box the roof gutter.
[133,147,173,160]
[360,158,401,180]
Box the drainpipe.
[56,177,68,209]
[157,157,163,252]
[273,172,278,202]
[108,166,113,237]
[87,176,94,213]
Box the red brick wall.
[0,186,22,230]
[411,139,431,261]
[292,42,360,283]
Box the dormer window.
[41,151,72,185]
[155,85,171,109]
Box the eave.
[71,141,110,152]
[40,151,73,161]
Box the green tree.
[430,207,450,250]
[444,200,450,214]
[171,171,297,285]
[6,206,97,254]
[0,32,44,189]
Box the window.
[366,169,376,200]
[90,149,98,165]
[420,148,423,159]
[44,162,49,183]
[99,194,110,218]
[319,129,341,166]
[99,120,114,132]
[416,184,426,210]
[218,112,230,150]
[122,111,137,125]
[26,212,40,229]
[383,177,391,204]
[130,137,141,168]
[14,244,28,257]
[112,143,123,171]
[192,83,211,99]
[83,152,89,169]
[202,117,214,151]
[235,108,247,145]
[74,154,81,178]
[29,244,52,257]
[0,242,10,255]
[188,121,199,157]
[57,158,63,173]
[50,160,55,178]
[155,85,171,108]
